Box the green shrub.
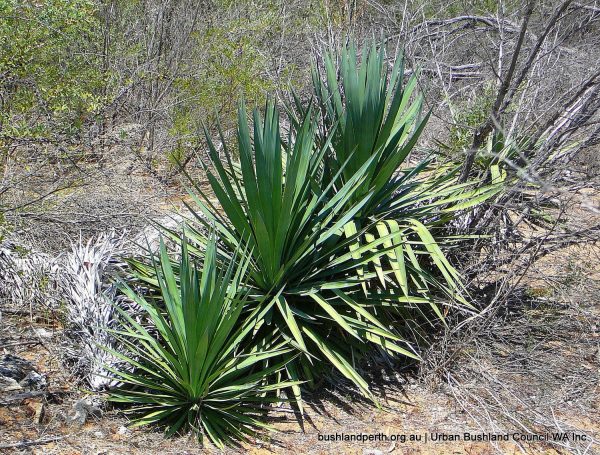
[120,39,500,443]
[290,42,500,319]
[107,235,297,447]
[0,0,104,139]
[175,100,411,402]
[171,44,499,404]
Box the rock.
[69,398,103,426]
[0,354,46,392]
[0,375,23,392]
[0,353,35,380]
[117,426,130,435]
[19,371,48,390]
[0,354,47,391]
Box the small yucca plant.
[105,235,298,448]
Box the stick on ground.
[0,435,64,449]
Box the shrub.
[179,100,411,402]
[175,37,500,400]
[117,39,500,443]
[0,0,104,139]
[106,235,297,447]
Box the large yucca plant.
[289,42,501,318]
[105,235,298,448]
[175,101,419,403]
[131,40,500,411]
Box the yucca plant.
[132,40,500,411]
[289,42,501,317]
[104,234,298,448]
[172,101,420,403]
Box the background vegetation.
[0,0,599,452]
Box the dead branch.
[0,390,47,405]
[499,0,576,116]
[0,436,65,450]
[460,0,535,182]
[412,15,519,33]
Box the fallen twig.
[0,435,64,450]
[0,390,47,406]
[0,389,68,406]
[0,340,41,349]
[0,309,32,316]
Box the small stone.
[117,426,129,435]
[0,375,22,392]
[19,371,48,390]
[69,399,103,426]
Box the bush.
[0,0,104,139]
[181,98,421,402]
[106,235,298,447]
[177,41,499,398]
[113,39,500,446]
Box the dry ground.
[1,188,599,455]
